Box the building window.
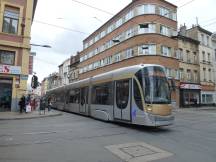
[215,49,216,61]
[208,69,212,81]
[159,7,170,18]
[172,12,177,21]
[207,53,211,63]
[194,70,198,82]
[161,46,171,57]
[143,4,155,14]
[93,61,100,69]
[179,68,184,80]
[116,18,123,28]
[113,53,121,62]
[139,44,156,55]
[186,50,190,63]
[0,50,15,65]
[100,30,106,38]
[126,48,134,58]
[201,34,204,45]
[193,52,197,64]
[165,67,172,77]
[175,69,179,80]
[160,25,170,36]
[202,51,205,62]
[187,69,191,82]
[138,24,156,34]
[203,68,206,81]
[125,10,134,22]
[94,34,100,42]
[179,48,183,60]
[125,28,134,39]
[206,36,209,46]
[3,6,19,34]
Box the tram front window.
[136,66,171,104]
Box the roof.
[174,35,200,44]
[187,25,213,36]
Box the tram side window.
[116,80,129,109]
[92,82,113,105]
[133,79,143,110]
[69,89,80,103]
[56,95,64,102]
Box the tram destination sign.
[0,65,21,75]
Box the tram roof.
[47,64,164,92]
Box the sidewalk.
[0,109,62,120]
[173,106,216,113]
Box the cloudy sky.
[30,0,216,82]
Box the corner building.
[78,0,179,106]
[0,0,37,111]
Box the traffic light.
[31,75,38,89]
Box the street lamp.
[30,43,52,48]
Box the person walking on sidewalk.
[48,97,52,112]
[19,95,26,113]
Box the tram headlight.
[147,107,152,112]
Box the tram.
[46,64,175,126]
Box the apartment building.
[68,53,80,83]
[58,58,70,86]
[78,0,179,105]
[47,72,59,90]
[175,26,200,107]
[187,26,215,105]
[41,77,48,96]
[212,33,216,104]
[0,0,37,111]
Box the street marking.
[23,131,56,135]
[105,142,173,162]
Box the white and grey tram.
[46,64,175,126]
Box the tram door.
[80,87,88,114]
[114,79,131,121]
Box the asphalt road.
[0,109,216,162]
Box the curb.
[0,113,62,121]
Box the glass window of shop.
[0,78,12,111]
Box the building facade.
[47,72,59,90]
[187,26,216,105]
[0,0,37,111]
[41,77,48,96]
[58,58,70,86]
[176,26,201,107]
[68,53,80,83]
[211,33,216,104]
[78,0,179,105]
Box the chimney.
[179,24,187,36]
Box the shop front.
[0,78,13,111]
[0,65,21,111]
[180,83,201,108]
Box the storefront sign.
[20,75,28,80]
[0,65,21,75]
[180,83,201,90]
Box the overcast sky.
[30,0,216,82]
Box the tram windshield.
[136,66,171,104]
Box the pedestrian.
[19,95,26,113]
[48,97,52,112]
